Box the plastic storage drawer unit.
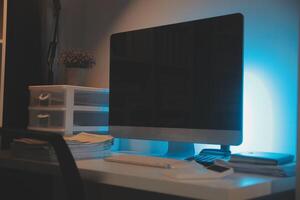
[28,85,109,135]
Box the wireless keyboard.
[189,149,231,166]
[104,154,191,169]
[105,154,234,180]
[194,154,229,165]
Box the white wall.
[59,0,299,155]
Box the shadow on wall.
[82,0,130,49]
[45,0,130,85]
[40,0,56,83]
[78,0,130,87]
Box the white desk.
[77,159,295,199]
[0,152,295,200]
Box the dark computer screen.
[109,13,243,144]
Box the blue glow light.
[231,67,277,153]
[97,126,109,132]
[98,106,109,112]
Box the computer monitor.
[109,13,243,151]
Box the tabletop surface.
[0,151,295,200]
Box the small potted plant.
[59,49,96,86]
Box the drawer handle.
[37,114,50,119]
[38,93,50,101]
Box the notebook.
[230,152,294,165]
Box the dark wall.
[3,0,45,129]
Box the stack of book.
[215,152,296,177]
[11,132,114,161]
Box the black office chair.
[0,128,85,200]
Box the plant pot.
[65,68,88,86]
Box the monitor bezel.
[109,13,244,146]
[110,126,242,145]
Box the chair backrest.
[0,128,85,200]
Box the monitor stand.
[115,139,229,162]
[115,139,194,159]
[164,141,195,159]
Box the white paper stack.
[64,132,113,160]
[11,132,114,161]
